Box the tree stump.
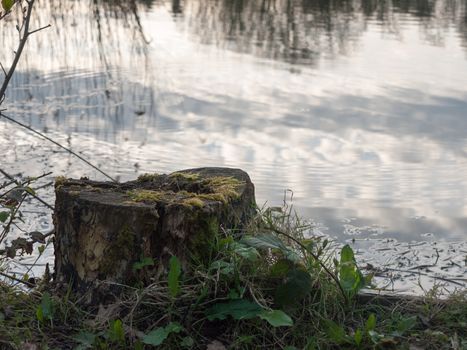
[53,167,256,291]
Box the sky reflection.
[1,0,467,247]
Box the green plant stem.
[266,225,349,302]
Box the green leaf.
[274,269,313,308]
[365,314,376,332]
[395,316,417,335]
[209,260,235,275]
[325,319,348,344]
[74,331,96,347]
[368,330,384,344]
[180,336,194,348]
[339,245,365,297]
[241,234,300,262]
[132,256,155,271]
[354,328,363,346]
[258,310,293,327]
[269,259,292,278]
[142,322,182,346]
[38,245,45,254]
[36,307,43,323]
[168,256,181,298]
[1,0,14,12]
[143,327,168,346]
[0,211,9,223]
[206,299,262,321]
[36,292,53,323]
[241,234,287,250]
[108,319,125,344]
[231,242,260,261]
[134,341,144,350]
[25,186,36,196]
[165,322,182,333]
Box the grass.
[0,203,466,349]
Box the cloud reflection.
[1,0,467,244]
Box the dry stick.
[0,112,118,183]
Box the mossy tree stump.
[53,167,256,291]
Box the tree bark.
[53,167,256,292]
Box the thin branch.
[28,23,51,35]
[0,271,35,288]
[0,62,6,77]
[0,112,118,182]
[0,0,36,103]
[0,168,54,210]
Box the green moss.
[85,185,103,193]
[127,189,167,202]
[169,172,200,181]
[55,176,67,189]
[201,176,243,203]
[182,197,205,208]
[137,173,160,182]
[189,215,219,263]
[197,193,229,203]
[128,174,242,206]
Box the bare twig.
[0,62,6,77]
[0,0,40,103]
[27,23,51,35]
[0,270,35,288]
[0,168,54,210]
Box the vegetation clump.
[168,172,201,182]
[126,173,243,207]
[127,189,166,203]
[1,205,465,349]
[137,173,161,182]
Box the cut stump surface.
[53,167,256,291]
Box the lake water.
[1,0,467,292]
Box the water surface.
[1,0,467,291]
